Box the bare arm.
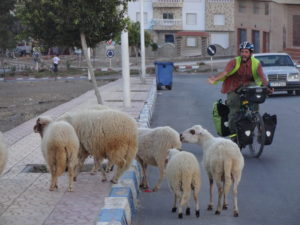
[208,70,229,84]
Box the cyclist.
[208,41,272,134]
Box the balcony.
[153,0,183,8]
[152,19,182,30]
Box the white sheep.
[0,132,8,175]
[34,116,79,192]
[166,148,201,219]
[59,109,138,184]
[137,126,182,192]
[180,125,244,217]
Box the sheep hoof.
[178,213,183,219]
[207,205,213,211]
[110,179,117,184]
[223,204,228,210]
[233,211,239,217]
[215,210,221,215]
[152,187,159,192]
[67,187,73,192]
[186,208,190,215]
[196,210,200,217]
[172,207,177,213]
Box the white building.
[128,0,209,57]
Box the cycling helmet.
[239,41,254,52]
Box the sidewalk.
[0,75,156,225]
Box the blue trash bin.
[154,62,174,90]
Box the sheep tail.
[223,160,232,182]
[53,146,67,177]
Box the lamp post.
[140,0,146,83]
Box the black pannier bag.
[212,99,231,137]
[236,114,256,146]
[262,113,277,145]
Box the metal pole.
[121,31,131,108]
[140,0,146,83]
[87,47,91,80]
[210,56,213,73]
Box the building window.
[163,13,174,20]
[136,12,148,25]
[253,2,260,14]
[186,37,197,47]
[293,15,300,46]
[214,14,225,26]
[211,32,229,49]
[239,2,246,13]
[186,13,197,25]
[165,34,174,43]
[264,2,269,15]
[238,28,247,44]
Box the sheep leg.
[233,178,239,217]
[50,174,58,191]
[172,193,177,213]
[90,159,100,175]
[152,163,165,192]
[207,178,214,210]
[193,182,200,217]
[223,176,232,210]
[67,166,75,192]
[215,180,223,215]
[176,191,183,219]
[111,159,128,184]
[137,157,149,189]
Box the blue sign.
[106,49,115,58]
[207,45,216,56]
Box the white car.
[253,53,300,95]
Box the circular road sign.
[106,49,115,58]
[207,45,216,56]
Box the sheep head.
[180,125,209,144]
[33,116,53,137]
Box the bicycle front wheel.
[249,112,265,158]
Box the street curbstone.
[96,78,157,225]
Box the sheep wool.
[60,109,138,184]
[180,125,244,217]
[34,117,79,192]
[137,126,182,192]
[0,132,7,175]
[166,149,201,219]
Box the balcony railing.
[153,0,183,7]
[152,19,182,30]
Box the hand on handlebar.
[208,76,218,84]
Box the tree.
[18,0,130,104]
[0,0,17,77]
[127,21,152,64]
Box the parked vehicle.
[253,53,300,95]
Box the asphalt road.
[133,74,300,225]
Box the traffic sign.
[207,45,216,56]
[106,49,115,58]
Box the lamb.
[0,131,8,175]
[137,126,182,192]
[34,116,79,192]
[166,148,201,219]
[59,109,138,184]
[180,125,244,217]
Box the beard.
[241,55,250,63]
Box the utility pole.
[121,24,131,108]
[140,0,146,83]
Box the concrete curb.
[95,79,157,225]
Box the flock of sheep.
[0,105,245,219]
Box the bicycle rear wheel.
[249,112,265,158]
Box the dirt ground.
[0,78,112,132]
